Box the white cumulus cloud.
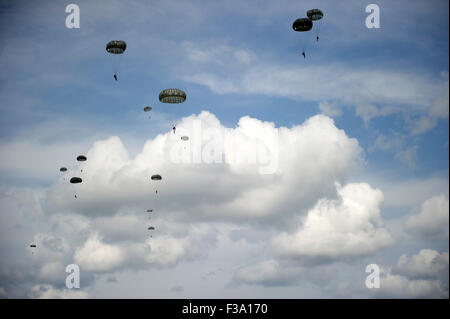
[272,182,393,259]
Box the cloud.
[144,224,215,267]
[170,285,184,292]
[30,284,89,299]
[272,182,393,260]
[45,112,362,224]
[394,145,418,169]
[395,249,449,280]
[369,134,419,168]
[377,272,447,298]
[0,111,366,296]
[367,176,449,208]
[409,74,449,135]
[38,262,66,285]
[233,260,303,286]
[406,195,449,239]
[0,0,448,299]
[373,249,449,298]
[74,234,125,272]
[106,276,117,283]
[180,42,446,129]
[318,102,341,117]
[184,61,440,110]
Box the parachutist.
[316,36,319,42]
[173,126,176,134]
[302,51,306,58]
[114,74,118,81]
[75,194,77,199]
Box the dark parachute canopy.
[148,226,155,230]
[60,167,67,172]
[307,9,323,21]
[77,155,87,162]
[70,177,82,184]
[146,209,153,212]
[151,175,162,181]
[181,136,189,141]
[144,106,152,112]
[159,89,186,104]
[106,40,127,54]
[30,244,36,248]
[292,18,313,32]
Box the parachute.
[292,18,313,56]
[151,174,162,195]
[70,176,82,198]
[77,155,87,162]
[144,106,152,119]
[146,209,153,212]
[106,40,127,80]
[181,136,189,141]
[159,89,186,132]
[106,40,127,54]
[70,177,82,184]
[159,89,186,104]
[30,244,36,248]
[60,167,67,172]
[148,226,155,230]
[292,18,313,32]
[307,9,324,41]
[307,9,323,21]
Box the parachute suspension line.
[110,54,121,77]
[115,53,123,76]
[315,20,322,41]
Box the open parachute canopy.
[70,177,82,184]
[292,18,313,32]
[151,175,162,181]
[148,226,155,230]
[60,167,67,172]
[147,209,153,212]
[77,155,87,162]
[307,9,323,21]
[159,88,186,104]
[181,136,189,141]
[30,244,36,248]
[144,106,152,112]
[106,40,127,54]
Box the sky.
[0,0,448,298]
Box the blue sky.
[0,0,448,298]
